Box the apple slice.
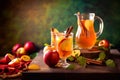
[16,47,26,57]
[20,55,31,62]
[8,58,20,67]
[5,53,15,62]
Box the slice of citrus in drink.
[58,38,72,51]
[58,37,73,58]
[71,49,81,57]
[84,20,93,31]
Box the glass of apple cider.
[75,12,104,49]
[55,32,73,68]
[50,28,59,49]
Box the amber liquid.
[76,20,96,49]
[56,33,73,59]
[51,32,56,46]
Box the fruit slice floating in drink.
[57,34,73,59]
[84,20,93,31]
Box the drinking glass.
[56,32,73,68]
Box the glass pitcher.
[75,12,104,49]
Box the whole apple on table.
[12,41,37,56]
[43,45,60,67]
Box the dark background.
[0,0,120,55]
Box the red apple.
[8,58,20,67]
[24,41,36,53]
[43,45,56,53]
[0,64,8,74]
[5,53,15,62]
[12,43,22,54]
[16,47,26,57]
[0,57,8,64]
[43,50,59,67]
[98,39,110,48]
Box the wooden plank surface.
[25,49,120,73]
[22,49,120,80]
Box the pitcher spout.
[74,12,80,16]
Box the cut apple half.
[20,55,31,62]
[5,53,15,62]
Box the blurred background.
[0,0,120,55]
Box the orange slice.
[20,55,31,62]
[28,64,40,70]
[84,20,93,31]
[58,38,73,51]
[58,37,73,59]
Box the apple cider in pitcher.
[76,20,96,49]
[75,12,104,49]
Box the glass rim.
[55,32,73,36]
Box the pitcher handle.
[95,16,104,38]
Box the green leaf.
[67,56,75,61]
[105,59,116,68]
[29,52,38,59]
[98,52,106,60]
[76,56,87,67]
[66,64,75,70]
[44,43,49,46]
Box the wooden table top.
[22,49,120,80]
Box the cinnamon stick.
[86,58,102,65]
[51,28,54,32]
[65,26,73,38]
